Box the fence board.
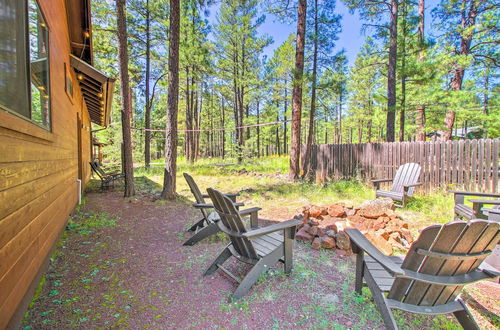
[478,140,484,191]
[485,139,491,191]
[298,139,498,194]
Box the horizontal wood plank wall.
[301,139,499,193]
[0,0,94,327]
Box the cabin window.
[0,0,51,129]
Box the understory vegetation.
[133,155,456,226]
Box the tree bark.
[283,81,288,154]
[386,0,398,142]
[161,0,180,200]
[185,67,193,161]
[289,0,307,180]
[221,97,225,158]
[338,91,343,143]
[399,0,407,142]
[415,0,426,141]
[302,0,318,179]
[483,68,489,138]
[276,105,281,155]
[144,0,152,168]
[116,0,134,197]
[256,99,261,157]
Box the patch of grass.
[66,212,118,235]
[27,275,46,310]
[404,190,455,223]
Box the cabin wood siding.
[0,1,94,326]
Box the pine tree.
[289,0,307,179]
[116,0,135,197]
[434,0,499,140]
[213,0,271,163]
[302,0,341,176]
[161,0,180,200]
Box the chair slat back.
[388,220,500,306]
[183,173,206,204]
[207,188,258,260]
[391,162,421,196]
[90,162,105,180]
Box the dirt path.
[21,190,497,329]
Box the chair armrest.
[398,269,498,285]
[371,179,393,183]
[469,199,500,205]
[345,228,403,276]
[239,207,262,216]
[243,219,302,239]
[202,193,239,201]
[193,203,214,209]
[450,191,500,198]
[403,182,423,188]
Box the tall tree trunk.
[338,92,343,143]
[368,119,372,142]
[289,0,307,180]
[302,0,318,178]
[442,0,477,140]
[192,88,199,161]
[257,99,260,157]
[283,81,288,154]
[116,0,134,197]
[221,97,225,158]
[415,0,426,141]
[185,67,193,162]
[358,121,363,143]
[483,68,489,138]
[386,0,398,142]
[161,0,180,200]
[399,0,407,142]
[144,0,152,168]
[276,105,281,155]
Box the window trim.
[0,109,54,141]
[0,0,52,132]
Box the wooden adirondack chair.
[451,190,500,220]
[372,162,422,206]
[346,220,500,330]
[182,173,244,246]
[205,188,302,299]
[89,161,124,190]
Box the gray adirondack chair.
[205,188,302,299]
[372,162,422,206]
[346,220,500,330]
[90,161,124,190]
[183,173,244,246]
[451,190,500,220]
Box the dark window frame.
[0,0,52,132]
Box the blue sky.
[207,0,441,67]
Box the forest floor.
[21,156,499,329]
[139,156,458,231]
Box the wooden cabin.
[0,0,115,327]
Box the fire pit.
[294,198,413,256]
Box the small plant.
[66,212,118,235]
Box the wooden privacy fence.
[305,139,499,193]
